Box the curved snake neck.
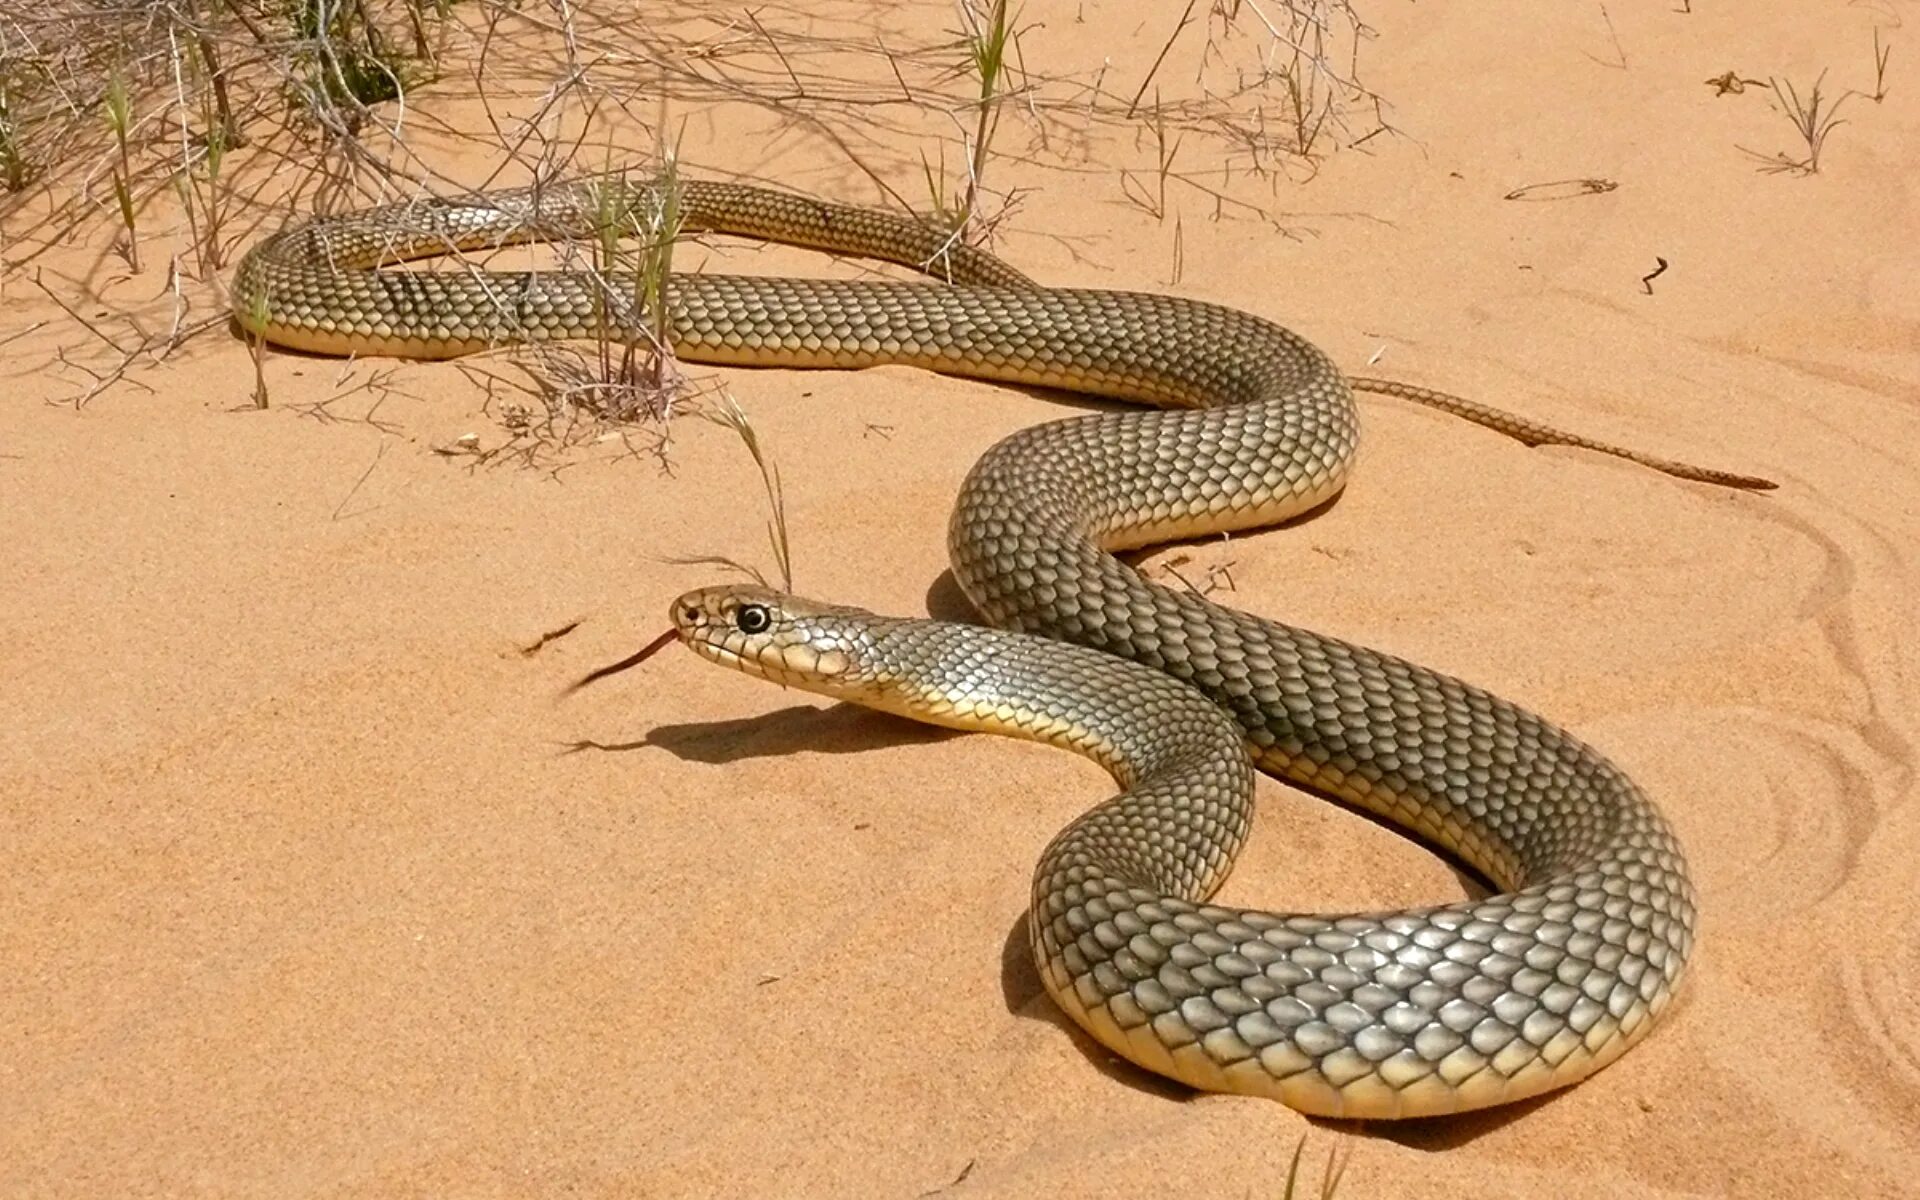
[237,176,1709,1118]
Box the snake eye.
[734,604,771,635]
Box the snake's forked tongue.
[564,626,679,696]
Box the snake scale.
[234,176,1769,1118]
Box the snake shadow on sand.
[570,701,958,762]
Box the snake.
[234,176,1772,1118]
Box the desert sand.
[5,1,1919,1196]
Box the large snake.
[234,177,1771,1118]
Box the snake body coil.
[236,177,1700,1118]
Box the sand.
[5,1,1919,1195]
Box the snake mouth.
[681,636,756,675]
[680,633,818,690]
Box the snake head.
[670,585,883,691]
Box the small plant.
[1280,1132,1350,1200]
[291,0,408,117]
[183,119,231,272]
[709,394,793,591]
[0,74,26,191]
[399,0,448,65]
[1284,65,1334,157]
[1119,99,1183,221]
[1870,29,1892,103]
[185,1,243,151]
[104,63,140,270]
[917,142,961,232]
[1124,0,1197,118]
[581,136,684,420]
[635,144,682,397]
[585,174,630,393]
[954,0,1019,237]
[1202,0,1381,161]
[245,286,271,408]
[662,393,794,591]
[196,97,232,271]
[1748,70,1850,174]
[1277,17,1340,158]
[167,14,236,274]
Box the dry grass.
[665,393,794,592]
[1869,28,1892,103]
[1744,70,1851,175]
[1281,1131,1351,1199]
[1,0,1396,425]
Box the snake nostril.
[682,605,701,624]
